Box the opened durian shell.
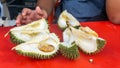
[12,33,60,59]
[10,18,49,44]
[59,42,80,60]
[70,26,106,55]
[58,10,80,30]
[59,28,80,59]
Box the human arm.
[37,0,57,16]
[16,0,57,26]
[106,0,120,24]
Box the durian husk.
[15,47,58,59]
[12,33,60,59]
[58,10,80,30]
[9,18,49,44]
[13,45,58,59]
[10,32,25,44]
[59,28,80,60]
[95,38,106,54]
[10,29,49,44]
[70,26,106,55]
[59,42,80,60]
[76,38,106,55]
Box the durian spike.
[4,31,10,38]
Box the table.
[0,21,120,68]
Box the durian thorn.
[4,31,10,38]
[11,47,15,50]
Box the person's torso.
[55,0,107,22]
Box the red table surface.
[0,21,120,68]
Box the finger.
[16,23,21,26]
[34,15,42,20]
[42,10,48,19]
[29,10,42,20]
[34,11,43,20]
[23,16,33,24]
[26,16,32,23]
[21,19,28,25]
[35,6,43,15]
[35,6,48,19]
[21,19,33,25]
[29,11,36,20]
[22,8,32,16]
[22,15,27,20]
[26,19,33,24]
[16,14,22,26]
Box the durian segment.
[71,27,106,54]
[79,27,98,37]
[10,18,48,31]
[12,33,60,59]
[10,18,49,44]
[60,28,80,59]
[10,32,25,44]
[63,28,75,43]
[58,10,80,30]
[75,37,106,54]
[59,42,80,60]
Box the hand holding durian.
[10,10,106,60]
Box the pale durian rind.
[58,10,80,30]
[59,28,80,59]
[63,28,75,43]
[10,18,49,31]
[59,42,80,60]
[10,32,25,44]
[10,19,49,44]
[76,37,106,55]
[12,33,60,59]
[70,26,106,54]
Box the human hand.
[16,6,48,26]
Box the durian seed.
[38,44,55,52]
[89,59,93,63]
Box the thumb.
[35,6,43,15]
[35,6,48,18]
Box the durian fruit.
[70,26,106,55]
[59,28,80,59]
[10,18,49,44]
[12,33,60,59]
[58,10,80,30]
